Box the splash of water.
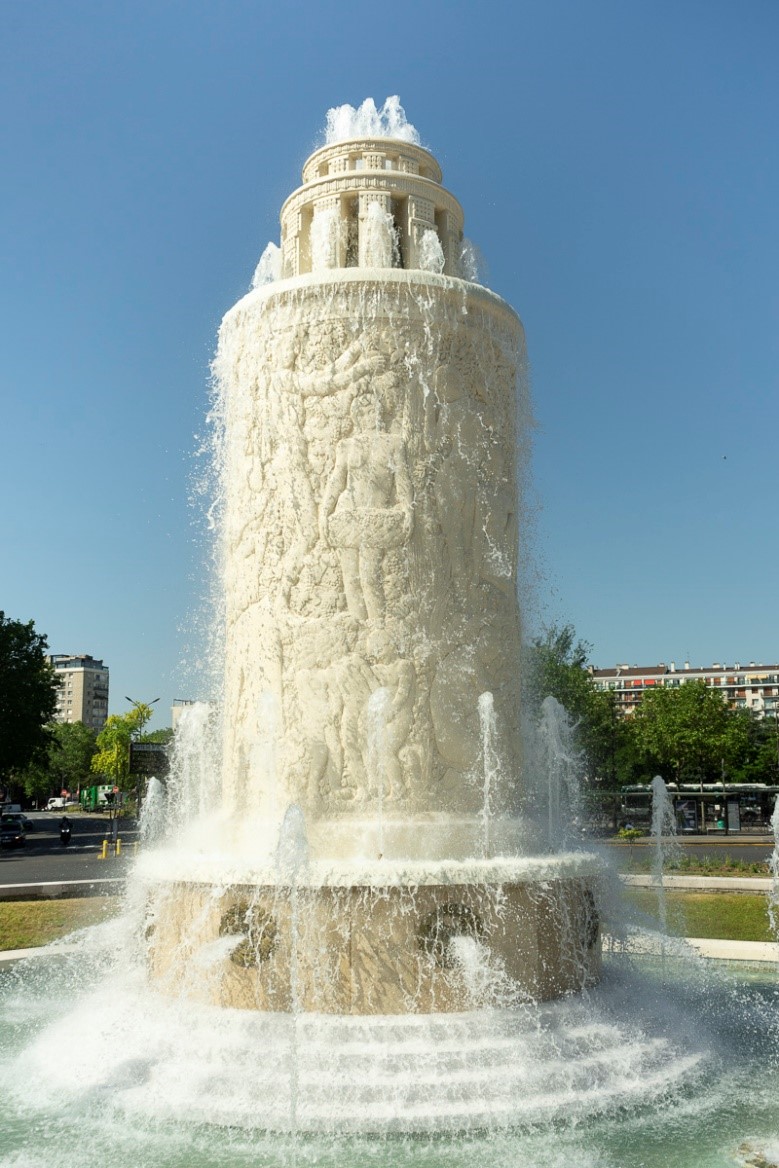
[138,776,167,847]
[537,696,582,851]
[325,96,420,145]
[251,241,281,287]
[418,228,445,274]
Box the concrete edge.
[0,878,126,901]
[621,874,773,892]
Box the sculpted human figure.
[319,393,413,621]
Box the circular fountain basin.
[137,851,603,1013]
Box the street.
[0,811,137,886]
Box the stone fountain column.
[145,135,601,1013]
[216,138,525,865]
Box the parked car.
[46,797,67,811]
[0,815,27,848]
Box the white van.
[46,797,67,811]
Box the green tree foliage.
[17,721,98,802]
[91,704,156,790]
[632,680,752,783]
[48,721,98,791]
[142,727,174,746]
[527,624,637,785]
[0,612,58,790]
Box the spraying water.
[252,241,282,287]
[138,775,166,847]
[650,774,679,937]
[537,696,582,850]
[325,96,420,145]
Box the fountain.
[3,98,779,1167]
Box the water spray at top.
[324,96,421,145]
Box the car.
[0,815,27,848]
[46,797,67,811]
[2,812,34,833]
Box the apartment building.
[590,660,779,718]
[50,654,110,731]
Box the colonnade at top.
[279,139,465,278]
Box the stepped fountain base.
[141,854,602,1013]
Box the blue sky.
[2,1,777,728]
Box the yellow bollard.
[115,838,122,857]
[99,840,108,860]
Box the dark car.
[0,815,27,848]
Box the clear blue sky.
[2,1,777,728]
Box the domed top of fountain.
[278,98,464,279]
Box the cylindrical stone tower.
[215,137,525,863]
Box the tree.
[527,624,639,785]
[91,704,156,793]
[632,680,750,783]
[142,727,174,746]
[17,721,98,803]
[0,612,59,794]
[49,721,98,791]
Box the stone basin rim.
[135,850,603,890]
[226,266,522,327]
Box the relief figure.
[319,394,413,621]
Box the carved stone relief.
[217,278,524,829]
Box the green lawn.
[623,889,774,943]
[0,890,773,951]
[0,897,120,951]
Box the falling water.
[419,228,445,274]
[165,700,220,830]
[276,805,310,1136]
[362,201,399,268]
[311,206,341,271]
[366,686,391,858]
[138,775,167,847]
[477,691,498,858]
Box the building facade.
[50,654,110,731]
[591,660,779,718]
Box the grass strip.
[0,897,120,951]
[609,850,770,877]
[623,889,773,943]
